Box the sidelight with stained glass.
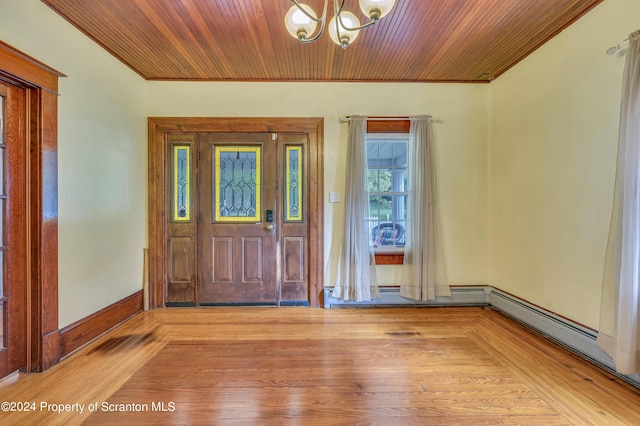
[214,146,261,222]
[171,145,191,222]
[285,146,303,222]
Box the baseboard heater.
[323,285,640,389]
[324,286,490,308]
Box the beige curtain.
[333,116,380,301]
[598,30,640,375]
[401,116,450,301]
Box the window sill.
[375,253,404,265]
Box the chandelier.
[284,0,396,49]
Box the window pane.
[366,141,378,168]
[368,195,381,219]
[391,194,407,221]
[378,169,393,192]
[367,169,379,192]
[0,92,4,348]
[0,199,3,246]
[367,220,380,246]
[392,168,407,192]
[0,95,3,145]
[214,146,261,222]
[0,148,4,195]
[0,94,4,196]
[379,141,393,165]
[0,299,4,349]
[394,141,408,167]
[171,145,191,222]
[285,146,303,221]
[372,222,404,247]
[395,221,407,247]
[379,195,393,221]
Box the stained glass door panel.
[214,146,261,222]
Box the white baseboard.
[322,285,640,389]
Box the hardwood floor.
[0,307,638,425]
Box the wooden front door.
[198,133,278,304]
[166,130,310,306]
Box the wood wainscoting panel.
[283,237,304,282]
[281,236,307,302]
[167,236,195,304]
[168,237,192,282]
[59,290,143,358]
[242,237,263,282]
[212,237,233,282]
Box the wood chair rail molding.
[0,41,63,372]
[147,117,324,308]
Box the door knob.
[265,224,276,231]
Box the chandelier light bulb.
[284,4,318,41]
[328,11,360,48]
[359,0,396,21]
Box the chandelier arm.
[290,0,326,23]
[332,0,348,49]
[334,0,376,32]
[290,0,328,43]
[300,16,327,43]
[337,14,377,31]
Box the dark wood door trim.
[148,117,324,308]
[0,42,61,373]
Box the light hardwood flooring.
[0,307,639,425]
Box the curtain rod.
[607,37,630,55]
[338,115,440,123]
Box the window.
[170,144,192,222]
[284,145,303,222]
[214,145,261,222]
[366,134,408,251]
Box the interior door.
[198,133,278,305]
[0,82,27,377]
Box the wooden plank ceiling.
[41,0,603,83]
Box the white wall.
[0,1,148,327]
[489,0,640,328]
[147,82,491,287]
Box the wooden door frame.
[0,41,63,372]
[148,117,324,308]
